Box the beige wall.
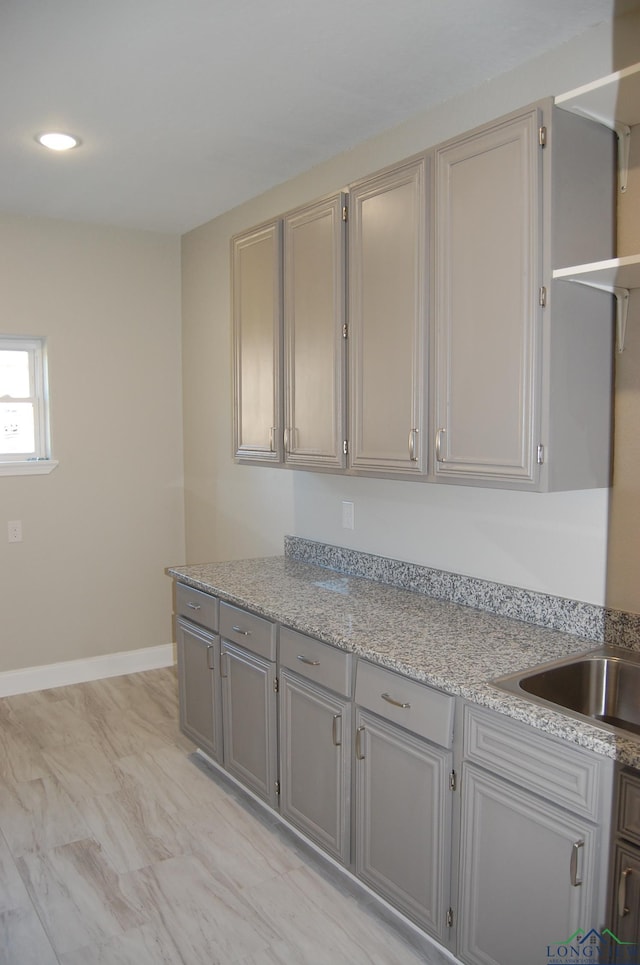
[0,215,185,673]
[182,10,640,609]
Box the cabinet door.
[610,843,640,954]
[434,108,541,486]
[349,157,428,475]
[232,221,283,462]
[283,195,346,469]
[354,709,452,941]
[176,618,222,764]
[459,763,599,965]
[220,640,278,807]
[279,670,351,864]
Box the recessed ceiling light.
[35,132,81,151]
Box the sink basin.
[493,646,640,737]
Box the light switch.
[341,501,354,530]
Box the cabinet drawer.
[175,583,218,632]
[219,602,277,661]
[355,661,454,748]
[280,627,353,697]
[619,770,640,845]
[464,704,606,821]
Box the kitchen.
[1,1,640,962]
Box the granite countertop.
[168,556,640,767]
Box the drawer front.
[464,704,606,821]
[175,583,218,632]
[619,770,640,845]
[219,601,277,661]
[355,661,454,748]
[280,627,353,697]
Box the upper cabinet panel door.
[434,108,541,486]
[283,195,346,469]
[232,221,283,462]
[349,157,428,475]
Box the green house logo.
[546,928,637,964]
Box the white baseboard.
[0,644,175,697]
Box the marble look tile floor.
[0,668,456,964]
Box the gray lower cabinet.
[611,843,640,952]
[278,626,354,864]
[220,638,278,809]
[176,617,223,764]
[459,705,613,965]
[175,588,278,809]
[354,661,455,944]
[279,669,351,863]
[218,600,278,811]
[609,769,640,955]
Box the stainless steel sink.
[493,646,640,737]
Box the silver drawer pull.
[332,714,341,747]
[297,655,321,666]
[231,626,251,636]
[570,840,584,887]
[619,867,632,918]
[187,602,201,610]
[356,725,365,760]
[436,427,446,463]
[381,692,411,709]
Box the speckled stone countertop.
[167,556,640,767]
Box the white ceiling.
[0,0,629,234]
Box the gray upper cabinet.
[434,108,540,485]
[283,195,347,469]
[348,157,429,476]
[232,221,283,462]
[433,102,615,490]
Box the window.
[0,336,57,475]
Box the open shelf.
[553,254,640,289]
[554,65,639,351]
[555,62,640,128]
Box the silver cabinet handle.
[284,427,289,452]
[570,840,584,887]
[619,867,632,918]
[186,602,201,610]
[356,725,365,760]
[269,427,276,452]
[206,644,215,671]
[436,427,446,462]
[220,651,229,678]
[231,626,251,636]
[297,655,320,666]
[408,428,418,462]
[381,692,411,709]
[332,714,341,747]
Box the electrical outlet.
[341,501,355,530]
[7,520,22,543]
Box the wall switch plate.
[341,501,355,530]
[8,520,22,543]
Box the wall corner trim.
[0,644,175,698]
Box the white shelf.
[553,256,639,353]
[553,254,640,289]
[555,62,640,128]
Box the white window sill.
[0,460,59,477]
